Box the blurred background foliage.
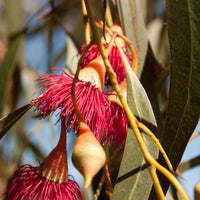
[0,0,199,199]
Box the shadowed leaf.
[111,127,157,200]
[156,0,200,194]
[126,54,157,133]
[140,43,164,137]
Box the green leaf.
[111,44,158,199]
[157,0,200,194]
[178,155,200,173]
[116,0,148,77]
[111,128,157,200]
[0,103,33,139]
[140,44,164,136]
[65,36,78,75]
[126,55,157,133]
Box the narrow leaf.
[0,103,34,139]
[111,44,158,199]
[125,54,157,133]
[157,0,200,194]
[140,44,164,136]
[116,0,148,77]
[178,155,200,173]
[111,128,157,200]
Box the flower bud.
[108,78,127,106]
[38,118,68,183]
[101,24,125,47]
[72,122,106,189]
[79,56,106,90]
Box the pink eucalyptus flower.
[80,44,132,85]
[34,69,127,145]
[5,164,82,200]
[5,118,82,200]
[34,69,113,143]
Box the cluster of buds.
[4,23,137,199]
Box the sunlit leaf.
[116,0,148,77]
[126,55,157,132]
[111,45,158,199]
[0,103,34,139]
[111,127,158,200]
[157,0,200,194]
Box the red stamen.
[5,164,82,200]
[108,103,128,145]
[34,69,112,144]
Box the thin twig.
[71,42,93,122]
[103,0,113,27]
[83,1,165,199]
[149,166,166,200]
[93,172,105,200]
[167,190,175,200]
[104,164,113,198]
[135,118,174,174]
[95,19,138,75]
[81,0,91,43]
[189,132,200,141]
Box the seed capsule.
[72,122,106,189]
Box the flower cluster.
[34,25,132,145]
[34,67,127,145]
[4,24,136,199]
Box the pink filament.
[6,164,82,200]
[34,69,112,143]
[108,103,128,145]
